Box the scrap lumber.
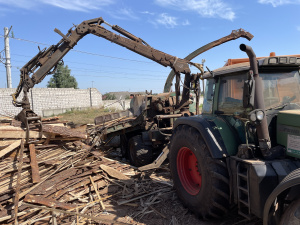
[29,144,41,183]
[14,139,24,225]
[0,140,17,147]
[0,126,45,139]
[100,164,132,182]
[117,188,171,206]
[0,117,179,225]
[89,176,106,211]
[42,124,87,139]
[23,203,129,225]
[24,194,76,210]
[0,139,21,158]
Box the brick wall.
[0,88,103,117]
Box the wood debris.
[0,118,176,225]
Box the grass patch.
[57,107,118,124]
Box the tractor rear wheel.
[128,135,152,167]
[279,198,300,225]
[169,125,230,219]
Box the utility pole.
[4,27,12,88]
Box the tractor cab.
[169,44,300,225]
[202,53,300,158]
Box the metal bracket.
[16,109,42,144]
[138,146,169,171]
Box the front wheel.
[128,135,152,167]
[169,125,230,219]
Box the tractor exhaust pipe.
[240,44,272,158]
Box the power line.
[10,64,167,78]
[10,57,170,74]
[0,35,156,64]
[73,74,166,81]
[8,65,166,81]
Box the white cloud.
[258,0,300,7]
[109,8,138,20]
[154,0,235,21]
[155,13,178,28]
[141,11,155,15]
[297,26,300,31]
[0,0,115,12]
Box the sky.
[0,0,299,95]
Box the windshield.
[217,70,300,115]
[261,70,300,109]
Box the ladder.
[237,163,252,219]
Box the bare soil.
[99,149,263,225]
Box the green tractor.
[169,44,300,224]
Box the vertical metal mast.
[4,27,12,88]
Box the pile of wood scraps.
[0,118,174,224]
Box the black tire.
[128,135,153,167]
[279,198,300,225]
[169,125,230,219]
[120,134,128,157]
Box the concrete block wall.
[0,88,103,117]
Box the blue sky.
[0,0,299,94]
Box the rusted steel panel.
[24,194,76,210]
[42,125,87,139]
[94,110,133,125]
[29,144,41,183]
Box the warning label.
[287,134,300,155]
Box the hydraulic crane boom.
[12,17,203,136]
[12,17,199,110]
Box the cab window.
[202,79,215,114]
[218,73,247,115]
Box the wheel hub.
[177,147,202,195]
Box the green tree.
[103,93,117,100]
[47,64,78,88]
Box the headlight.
[256,110,264,121]
[250,113,257,122]
[248,109,265,123]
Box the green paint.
[202,115,239,156]
[277,110,300,159]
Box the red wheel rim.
[177,147,202,195]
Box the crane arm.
[12,17,196,110]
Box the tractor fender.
[173,116,232,158]
[263,168,300,225]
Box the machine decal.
[287,134,300,155]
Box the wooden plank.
[23,203,129,225]
[0,140,18,147]
[29,144,41,183]
[89,176,106,211]
[100,164,132,182]
[24,194,76,210]
[0,140,21,158]
[14,139,24,225]
[42,125,87,139]
[0,126,45,139]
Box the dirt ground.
[97,149,264,225]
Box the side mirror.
[243,74,255,108]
